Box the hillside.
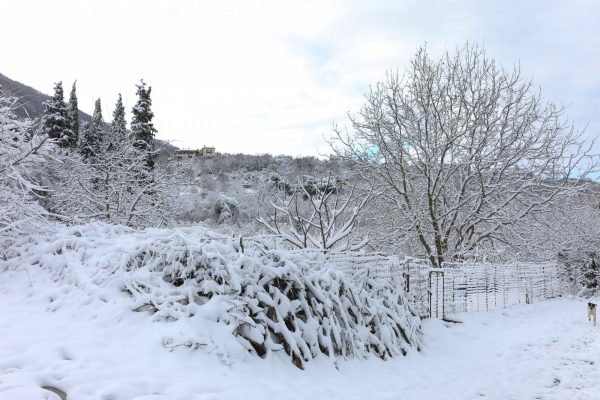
[0,73,177,154]
[0,73,90,122]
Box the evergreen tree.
[50,98,177,228]
[80,98,104,160]
[66,81,80,148]
[582,255,599,293]
[41,81,73,147]
[79,121,90,145]
[91,98,104,132]
[131,80,157,170]
[111,94,127,137]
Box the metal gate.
[429,269,445,318]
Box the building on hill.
[175,146,216,160]
[199,146,216,156]
[175,149,199,160]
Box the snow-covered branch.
[331,43,598,266]
[258,174,372,252]
[0,90,54,233]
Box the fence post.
[503,266,507,309]
[428,270,432,319]
[494,265,497,309]
[406,259,411,293]
[476,266,480,312]
[464,269,468,313]
[485,266,489,312]
[542,265,547,299]
[442,271,445,319]
[436,273,439,318]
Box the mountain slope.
[0,73,90,122]
[0,73,177,153]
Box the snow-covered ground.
[0,263,598,400]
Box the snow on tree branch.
[0,90,54,233]
[257,174,372,252]
[330,42,599,266]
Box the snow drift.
[1,223,422,367]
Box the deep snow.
[0,263,598,399]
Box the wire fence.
[315,253,563,319]
[204,236,564,320]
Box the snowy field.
[0,264,598,400]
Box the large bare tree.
[331,43,597,266]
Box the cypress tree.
[131,80,157,170]
[79,121,90,147]
[41,81,73,147]
[67,81,80,148]
[111,94,127,137]
[80,98,104,160]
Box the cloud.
[1,0,598,155]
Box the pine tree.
[80,98,104,160]
[131,80,157,170]
[41,81,73,147]
[66,81,80,148]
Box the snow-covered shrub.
[138,244,421,366]
[2,223,421,367]
[214,194,239,224]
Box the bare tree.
[257,175,372,252]
[52,158,178,228]
[505,184,600,259]
[0,90,54,233]
[331,43,597,266]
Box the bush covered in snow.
[2,223,422,367]
[213,194,240,225]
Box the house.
[175,149,200,160]
[199,146,216,156]
[175,146,216,160]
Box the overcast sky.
[2,0,599,156]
